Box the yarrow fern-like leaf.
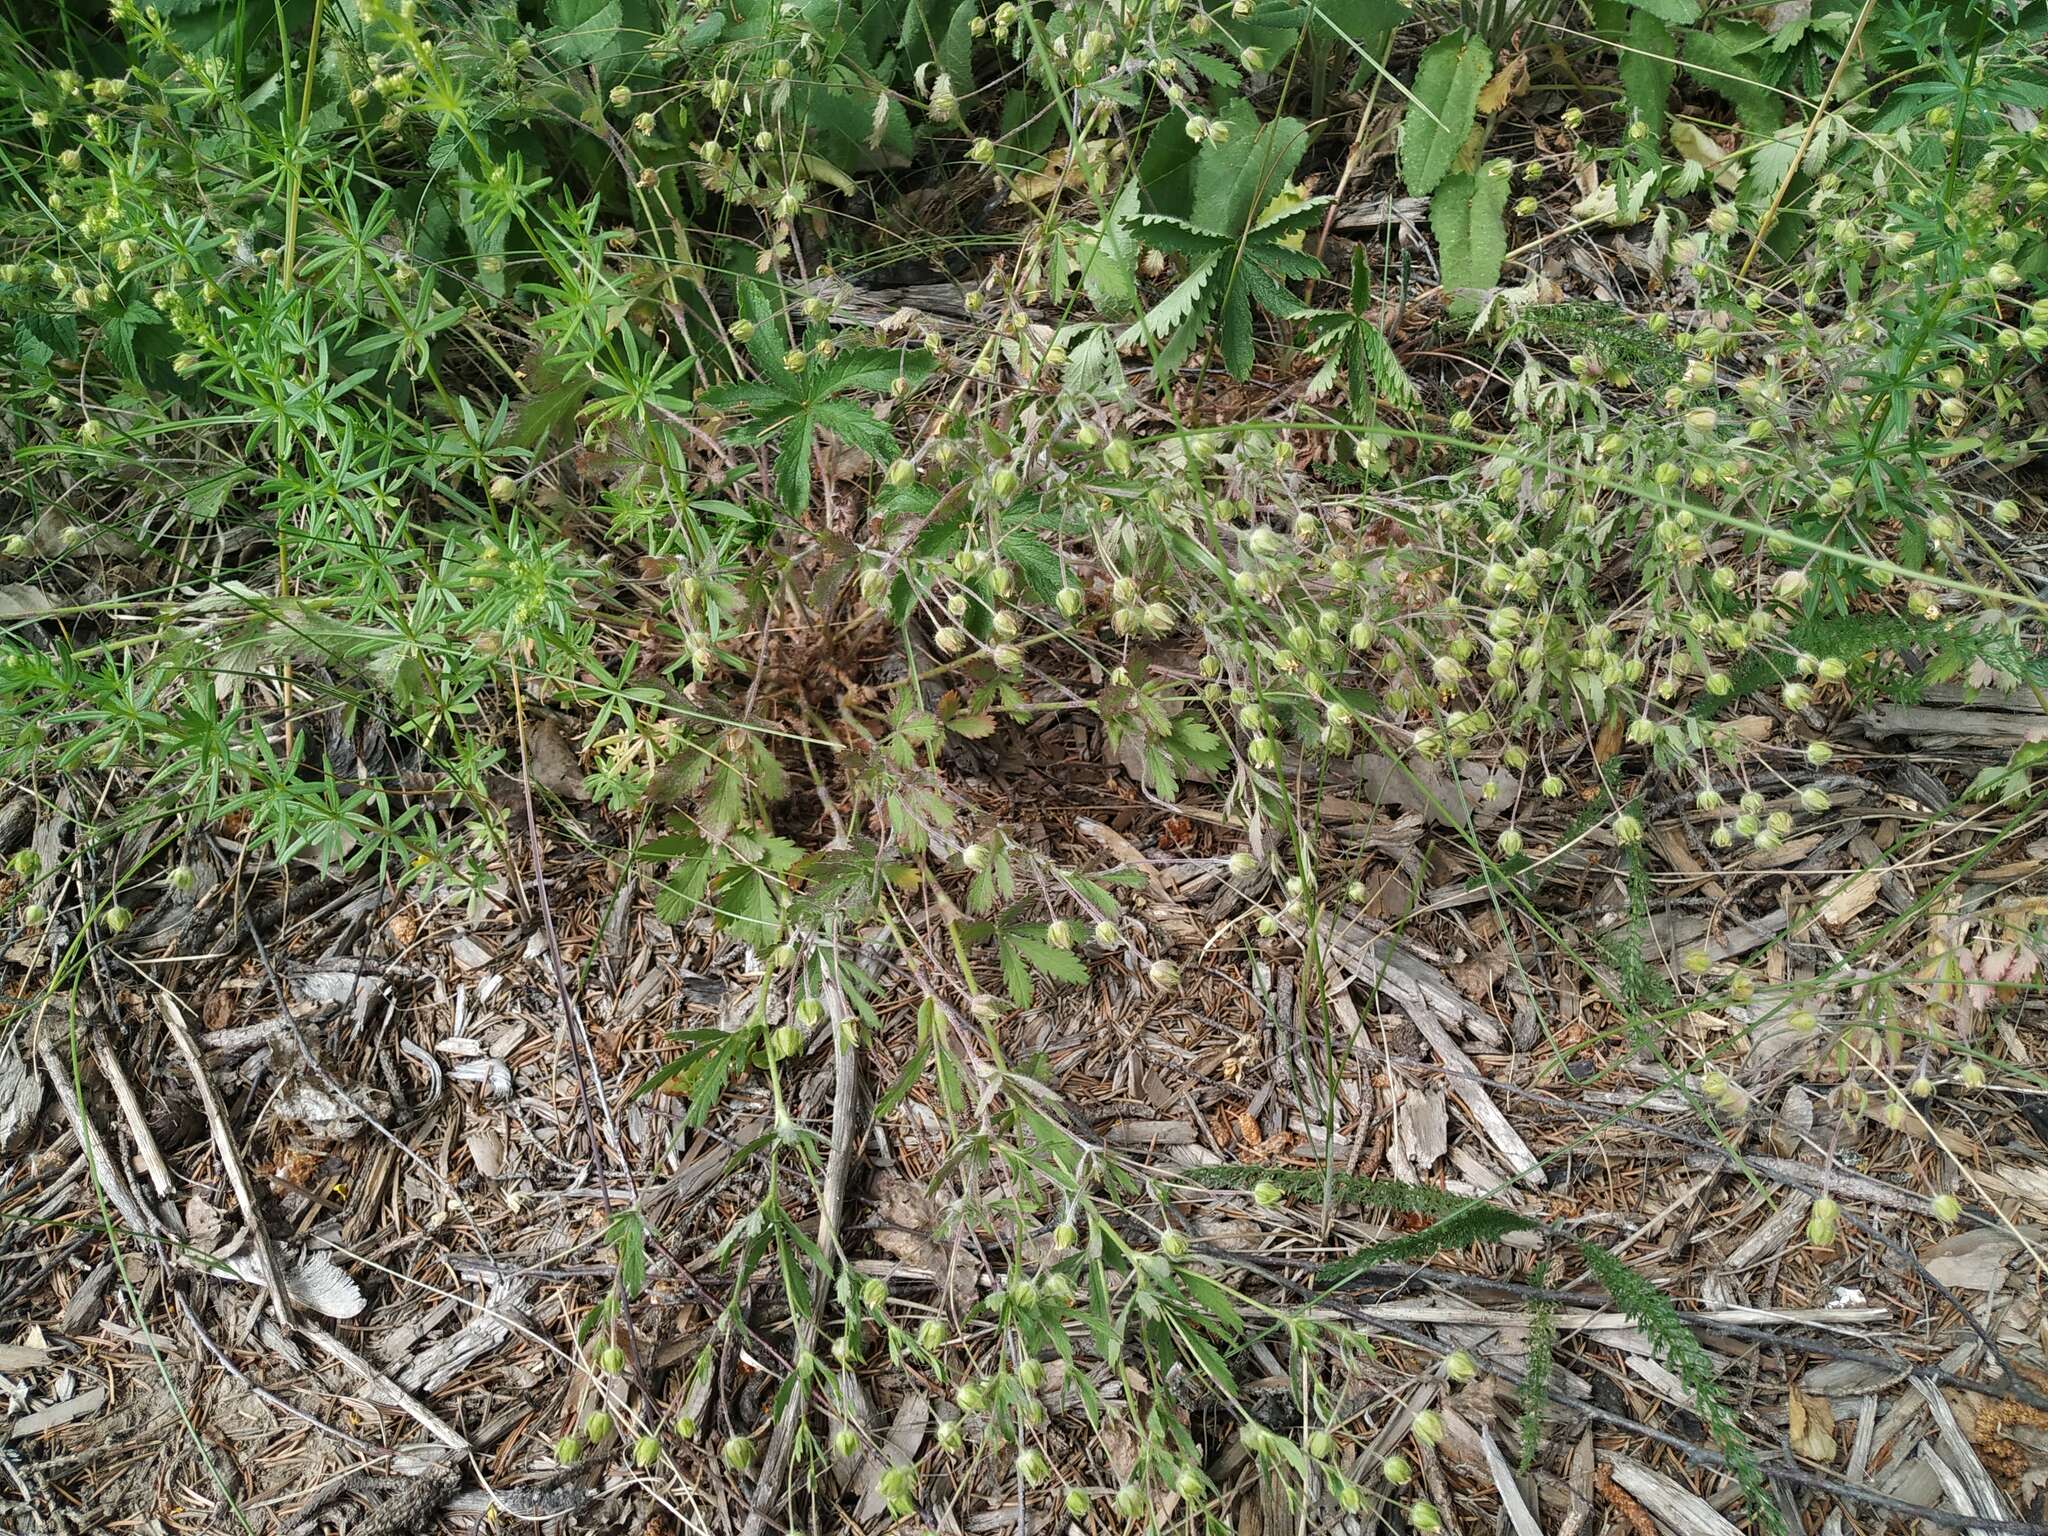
[1189,1164,1782,1534]
[1517,1263,1556,1472]
[1578,1241,1784,1535]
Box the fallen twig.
[157,989,294,1327]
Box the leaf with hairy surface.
[1400,30,1493,197]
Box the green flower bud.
[1410,1499,1443,1530]
[583,1410,613,1444]
[633,1433,662,1468]
[1807,1196,1839,1246]
[877,1462,917,1508]
[1382,1454,1414,1484]
[723,1435,756,1470]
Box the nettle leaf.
[775,415,816,516]
[1683,25,1784,134]
[939,0,977,90]
[1619,10,1676,136]
[1400,30,1493,197]
[1431,157,1514,295]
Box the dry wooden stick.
[34,1037,157,1240]
[299,1320,470,1452]
[157,989,294,1328]
[91,1033,177,1203]
[1735,0,1877,281]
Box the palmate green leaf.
[810,396,898,462]
[1250,195,1330,242]
[813,345,934,398]
[1302,249,1417,417]
[1132,214,1230,259]
[999,935,1034,1006]
[1237,265,1300,325]
[1400,30,1493,197]
[1125,196,1327,379]
[696,382,791,428]
[734,278,799,383]
[1630,0,1700,22]
[1012,932,1090,987]
[1431,158,1514,295]
[1000,528,1063,601]
[713,866,784,941]
[1192,103,1311,235]
[547,0,625,68]
[1358,324,1417,410]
